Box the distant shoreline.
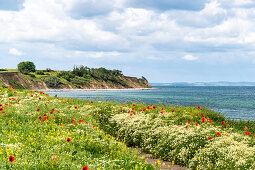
[40,88,158,92]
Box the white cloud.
[182,54,198,61]
[75,50,121,59]
[8,48,23,55]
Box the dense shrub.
[17,61,36,73]
[0,69,7,71]
[42,76,62,88]
[71,76,91,88]
[8,80,25,89]
[36,70,45,75]
[57,71,75,82]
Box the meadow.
[1,86,255,169]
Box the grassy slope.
[2,87,255,169]
[0,87,153,169]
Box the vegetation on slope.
[0,62,151,89]
[0,87,154,169]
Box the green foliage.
[17,61,36,73]
[57,71,75,82]
[42,76,62,88]
[8,80,25,89]
[35,70,45,75]
[0,69,7,71]
[71,76,91,88]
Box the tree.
[17,61,36,74]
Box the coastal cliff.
[0,71,151,90]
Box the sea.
[45,86,255,121]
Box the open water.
[45,86,255,120]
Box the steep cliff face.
[0,72,151,89]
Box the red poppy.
[172,110,175,112]
[133,104,135,106]
[122,105,125,107]
[134,113,136,115]
[209,120,213,123]
[91,101,93,103]
[50,111,53,114]
[132,108,135,110]
[72,119,75,125]
[198,106,201,109]
[221,121,225,125]
[245,131,249,135]
[188,121,191,123]
[44,114,47,116]
[92,125,95,128]
[195,123,199,126]
[67,137,71,142]
[186,126,188,129]
[153,106,156,109]
[226,124,229,127]
[31,95,33,97]
[208,137,213,140]
[143,108,146,111]
[37,109,40,112]
[2,111,5,114]
[79,120,84,123]
[201,113,205,117]
[39,97,41,100]
[128,111,130,113]
[216,132,221,136]
[201,118,205,123]
[9,155,15,163]
[120,109,123,111]
[38,116,42,119]
[245,126,248,130]
[82,166,89,170]
[75,106,78,109]
[130,114,133,116]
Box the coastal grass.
[1,87,255,169]
[0,87,153,169]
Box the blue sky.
[1,0,255,83]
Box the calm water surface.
[45,86,255,120]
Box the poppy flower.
[82,166,89,170]
[79,120,84,123]
[186,126,188,129]
[226,124,229,127]
[245,126,248,130]
[221,121,225,125]
[195,123,199,126]
[209,120,213,123]
[120,109,123,111]
[245,131,249,135]
[198,106,201,109]
[134,113,136,115]
[38,116,42,119]
[74,106,78,109]
[67,137,71,142]
[153,106,156,109]
[132,108,135,110]
[44,114,47,116]
[72,119,75,125]
[208,137,213,140]
[130,114,133,116]
[143,108,146,111]
[128,111,130,113]
[9,155,15,163]
[2,111,5,114]
[172,110,175,112]
[92,125,95,128]
[122,105,125,107]
[91,101,93,103]
[133,104,135,106]
[39,97,41,100]
[188,121,191,123]
[216,132,221,136]
[37,109,40,112]
[201,113,205,117]
[50,111,53,114]
[201,118,205,123]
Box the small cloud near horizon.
[8,48,23,56]
[182,54,198,61]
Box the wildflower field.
[1,86,255,169]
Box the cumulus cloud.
[182,55,198,61]
[8,48,23,55]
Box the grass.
[1,86,255,169]
[0,87,153,169]
[0,69,18,73]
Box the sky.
[1,0,255,83]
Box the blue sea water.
[45,86,255,120]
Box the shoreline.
[39,87,158,92]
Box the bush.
[8,80,25,89]
[0,69,7,71]
[36,70,45,75]
[71,76,91,88]
[57,71,75,82]
[18,61,36,74]
[42,76,62,88]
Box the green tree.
[17,61,36,74]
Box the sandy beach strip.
[39,88,158,92]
